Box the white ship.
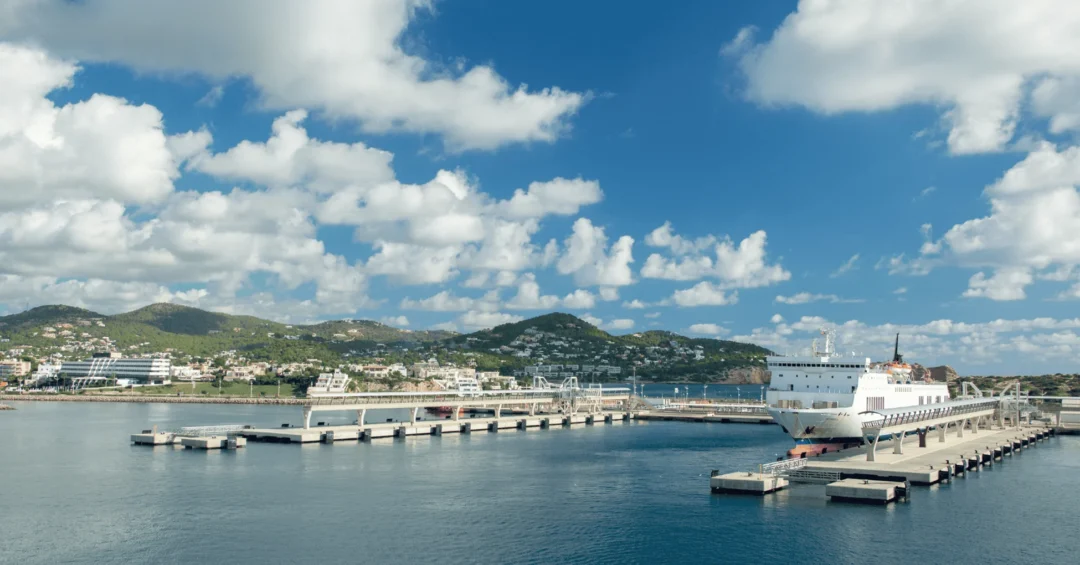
[765,329,950,457]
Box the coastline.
[0,394,307,405]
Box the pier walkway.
[804,424,1052,484]
[860,397,1001,461]
[300,387,631,429]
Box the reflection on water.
[1,401,1077,564]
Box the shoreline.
[0,394,308,405]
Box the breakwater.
[0,394,306,405]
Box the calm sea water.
[2,395,1078,564]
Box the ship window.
[847,376,852,379]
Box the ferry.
[765,329,950,457]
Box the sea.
[2,384,1078,564]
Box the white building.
[60,353,171,385]
[308,370,351,395]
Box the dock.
[801,425,1055,485]
[239,412,633,444]
[131,425,248,450]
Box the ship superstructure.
[765,329,950,456]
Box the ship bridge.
[859,397,1000,461]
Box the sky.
[1,0,1079,375]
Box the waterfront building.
[0,360,31,378]
[59,352,171,385]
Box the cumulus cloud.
[1,0,587,151]
[190,109,395,191]
[671,282,738,307]
[622,299,646,309]
[641,223,789,289]
[556,218,635,287]
[604,318,634,331]
[459,310,522,331]
[962,268,1033,301]
[380,315,409,328]
[496,178,602,219]
[732,0,1080,154]
[688,323,727,336]
[774,292,864,305]
[896,142,1080,299]
[733,314,1080,370]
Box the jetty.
[711,393,1060,504]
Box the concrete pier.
[180,436,245,450]
[710,472,788,494]
[131,431,178,445]
[237,411,633,444]
[826,479,905,504]
[803,426,1052,485]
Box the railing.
[860,398,1000,430]
[760,458,808,475]
[786,469,843,483]
[307,389,630,405]
[174,424,251,437]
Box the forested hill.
[0,305,770,380]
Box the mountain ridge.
[0,304,770,380]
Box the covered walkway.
[860,397,1001,461]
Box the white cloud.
[770,314,784,324]
[2,0,587,151]
[556,218,635,287]
[496,177,602,219]
[962,268,1033,301]
[604,318,634,331]
[641,224,789,289]
[732,0,1080,154]
[622,299,646,309]
[459,310,522,331]
[380,315,409,328]
[598,287,619,301]
[400,290,479,312]
[671,282,738,307]
[774,292,864,305]
[561,289,596,310]
[830,254,859,278]
[504,273,560,310]
[733,314,1080,370]
[580,313,603,327]
[899,142,1080,298]
[0,44,180,210]
[191,109,394,192]
[364,242,461,285]
[644,312,661,319]
[894,287,908,295]
[688,323,727,336]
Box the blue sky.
[2,0,1080,374]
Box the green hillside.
[0,305,770,381]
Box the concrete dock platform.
[826,479,905,504]
[803,426,1052,485]
[710,472,788,494]
[237,412,633,444]
[180,436,246,450]
[131,432,178,445]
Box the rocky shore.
[0,394,307,405]
[0,403,14,410]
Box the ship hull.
[768,407,866,457]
